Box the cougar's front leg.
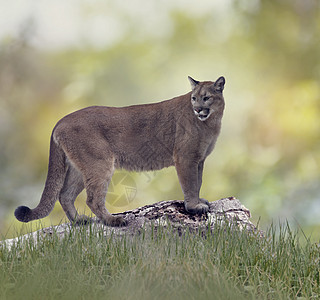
[197,161,209,206]
[174,160,209,215]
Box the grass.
[1,221,320,300]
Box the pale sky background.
[0,0,234,50]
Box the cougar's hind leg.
[62,136,127,227]
[59,163,86,223]
[84,159,127,227]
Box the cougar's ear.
[214,76,225,92]
[188,76,200,90]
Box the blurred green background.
[1,0,319,239]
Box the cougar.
[15,76,225,226]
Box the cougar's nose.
[194,107,202,113]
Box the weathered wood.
[1,197,257,249]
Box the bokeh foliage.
[0,0,319,238]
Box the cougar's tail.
[14,134,67,222]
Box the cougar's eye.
[203,96,209,101]
[191,96,196,101]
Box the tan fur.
[14,76,225,226]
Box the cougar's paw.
[199,198,210,206]
[184,201,209,215]
[106,215,127,227]
[74,215,92,225]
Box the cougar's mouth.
[198,114,208,121]
[193,108,211,121]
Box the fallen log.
[1,197,258,249]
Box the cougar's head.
[188,76,225,122]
